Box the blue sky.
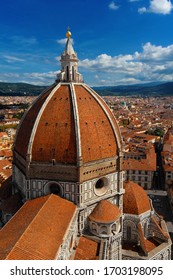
[1,0,173,86]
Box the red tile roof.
[123,157,156,171]
[74,236,99,260]
[123,181,151,215]
[0,194,77,260]
[89,200,121,223]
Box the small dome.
[123,181,151,215]
[89,200,121,223]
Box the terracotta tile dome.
[14,83,121,165]
[13,31,122,182]
[123,181,151,215]
[89,200,121,223]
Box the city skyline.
[1,0,173,86]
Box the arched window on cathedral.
[91,222,97,234]
[72,66,75,81]
[44,182,62,197]
[49,183,61,195]
[66,66,69,81]
[100,225,107,235]
[127,226,131,240]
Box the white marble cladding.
[123,211,151,240]
[56,210,79,260]
[13,167,124,207]
[80,172,124,205]
[122,244,171,260]
[13,165,79,202]
[108,236,122,260]
[150,246,172,260]
[25,180,81,202]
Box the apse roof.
[123,180,151,215]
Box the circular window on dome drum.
[49,183,61,195]
[94,177,109,196]
[44,182,62,197]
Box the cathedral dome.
[13,31,122,183]
[123,181,151,215]
[14,84,121,165]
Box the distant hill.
[93,82,173,97]
[0,82,47,96]
[1,81,173,97]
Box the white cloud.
[2,41,173,86]
[3,55,25,63]
[0,71,59,85]
[79,53,142,75]
[57,38,74,45]
[22,71,59,85]
[24,71,58,81]
[135,42,173,61]
[0,73,20,79]
[138,7,147,14]
[55,56,61,62]
[150,0,173,14]
[117,77,141,84]
[79,42,173,85]
[108,1,119,10]
[139,0,173,15]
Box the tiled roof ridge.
[125,181,141,213]
[130,183,142,214]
